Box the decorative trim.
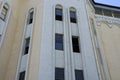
[0,1,11,48]
[95,14,120,27]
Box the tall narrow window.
[55,68,64,80]
[27,8,34,24]
[72,36,80,53]
[55,34,63,50]
[24,37,30,55]
[55,5,62,21]
[19,71,25,80]
[70,7,77,23]
[75,70,84,80]
[0,3,9,21]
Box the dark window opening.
[28,11,34,24]
[70,11,76,23]
[55,9,62,21]
[55,68,64,80]
[75,70,84,80]
[55,34,63,50]
[19,71,25,80]
[72,36,80,53]
[24,37,30,55]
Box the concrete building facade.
[0,0,120,80]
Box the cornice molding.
[95,15,120,27]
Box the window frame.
[69,7,77,23]
[72,36,80,53]
[55,5,63,21]
[75,70,84,80]
[55,34,64,50]
[70,11,77,23]
[19,71,25,80]
[55,68,64,80]
[23,37,30,55]
[27,8,34,24]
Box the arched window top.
[55,4,63,21]
[69,7,77,23]
[27,8,34,24]
[55,4,62,9]
[69,7,76,12]
[29,8,34,13]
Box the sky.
[94,0,120,7]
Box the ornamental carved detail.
[95,15,120,27]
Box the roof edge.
[90,0,120,11]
